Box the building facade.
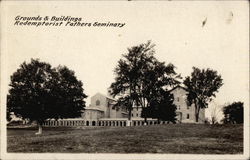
[171,86,205,123]
[43,86,205,127]
[82,93,128,126]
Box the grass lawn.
[7,124,243,154]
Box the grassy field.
[7,124,243,154]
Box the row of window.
[178,105,190,110]
[96,100,191,119]
[176,97,191,110]
[95,100,116,110]
[132,113,140,117]
[176,97,186,102]
[132,113,190,119]
[96,99,192,112]
[96,96,185,105]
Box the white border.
[0,1,249,160]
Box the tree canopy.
[142,90,177,123]
[109,41,180,122]
[223,102,243,124]
[183,67,223,122]
[7,59,87,134]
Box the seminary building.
[43,86,205,127]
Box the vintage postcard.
[0,1,249,160]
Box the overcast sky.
[2,1,249,119]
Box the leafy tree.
[109,41,155,122]
[142,91,177,123]
[6,95,12,122]
[141,61,180,115]
[141,105,158,121]
[7,59,87,134]
[223,102,243,124]
[52,66,87,118]
[109,41,180,124]
[157,91,177,123]
[183,67,223,122]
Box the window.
[136,113,138,117]
[96,100,100,106]
[187,114,189,119]
[178,105,181,110]
[177,97,180,102]
[132,113,134,117]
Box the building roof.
[85,106,105,112]
[48,118,84,121]
[99,118,128,121]
[169,85,188,92]
[94,92,117,101]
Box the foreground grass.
[7,124,243,154]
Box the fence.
[43,119,169,127]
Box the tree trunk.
[195,103,199,123]
[195,113,199,123]
[157,118,160,124]
[35,121,42,135]
[211,117,215,124]
[126,86,133,127]
[127,104,132,126]
[128,107,132,121]
[144,116,147,125]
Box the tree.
[222,102,243,124]
[209,105,221,124]
[109,41,180,124]
[109,41,155,122]
[7,59,87,134]
[156,91,177,123]
[207,101,223,124]
[52,66,87,118]
[6,95,12,122]
[183,67,223,122]
[141,61,180,122]
[142,91,177,123]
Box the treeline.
[109,41,224,124]
[222,102,243,124]
[7,41,243,135]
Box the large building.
[82,93,128,126]
[171,86,205,123]
[43,86,205,127]
[129,86,205,123]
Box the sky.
[1,1,249,120]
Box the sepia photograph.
[0,1,249,160]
